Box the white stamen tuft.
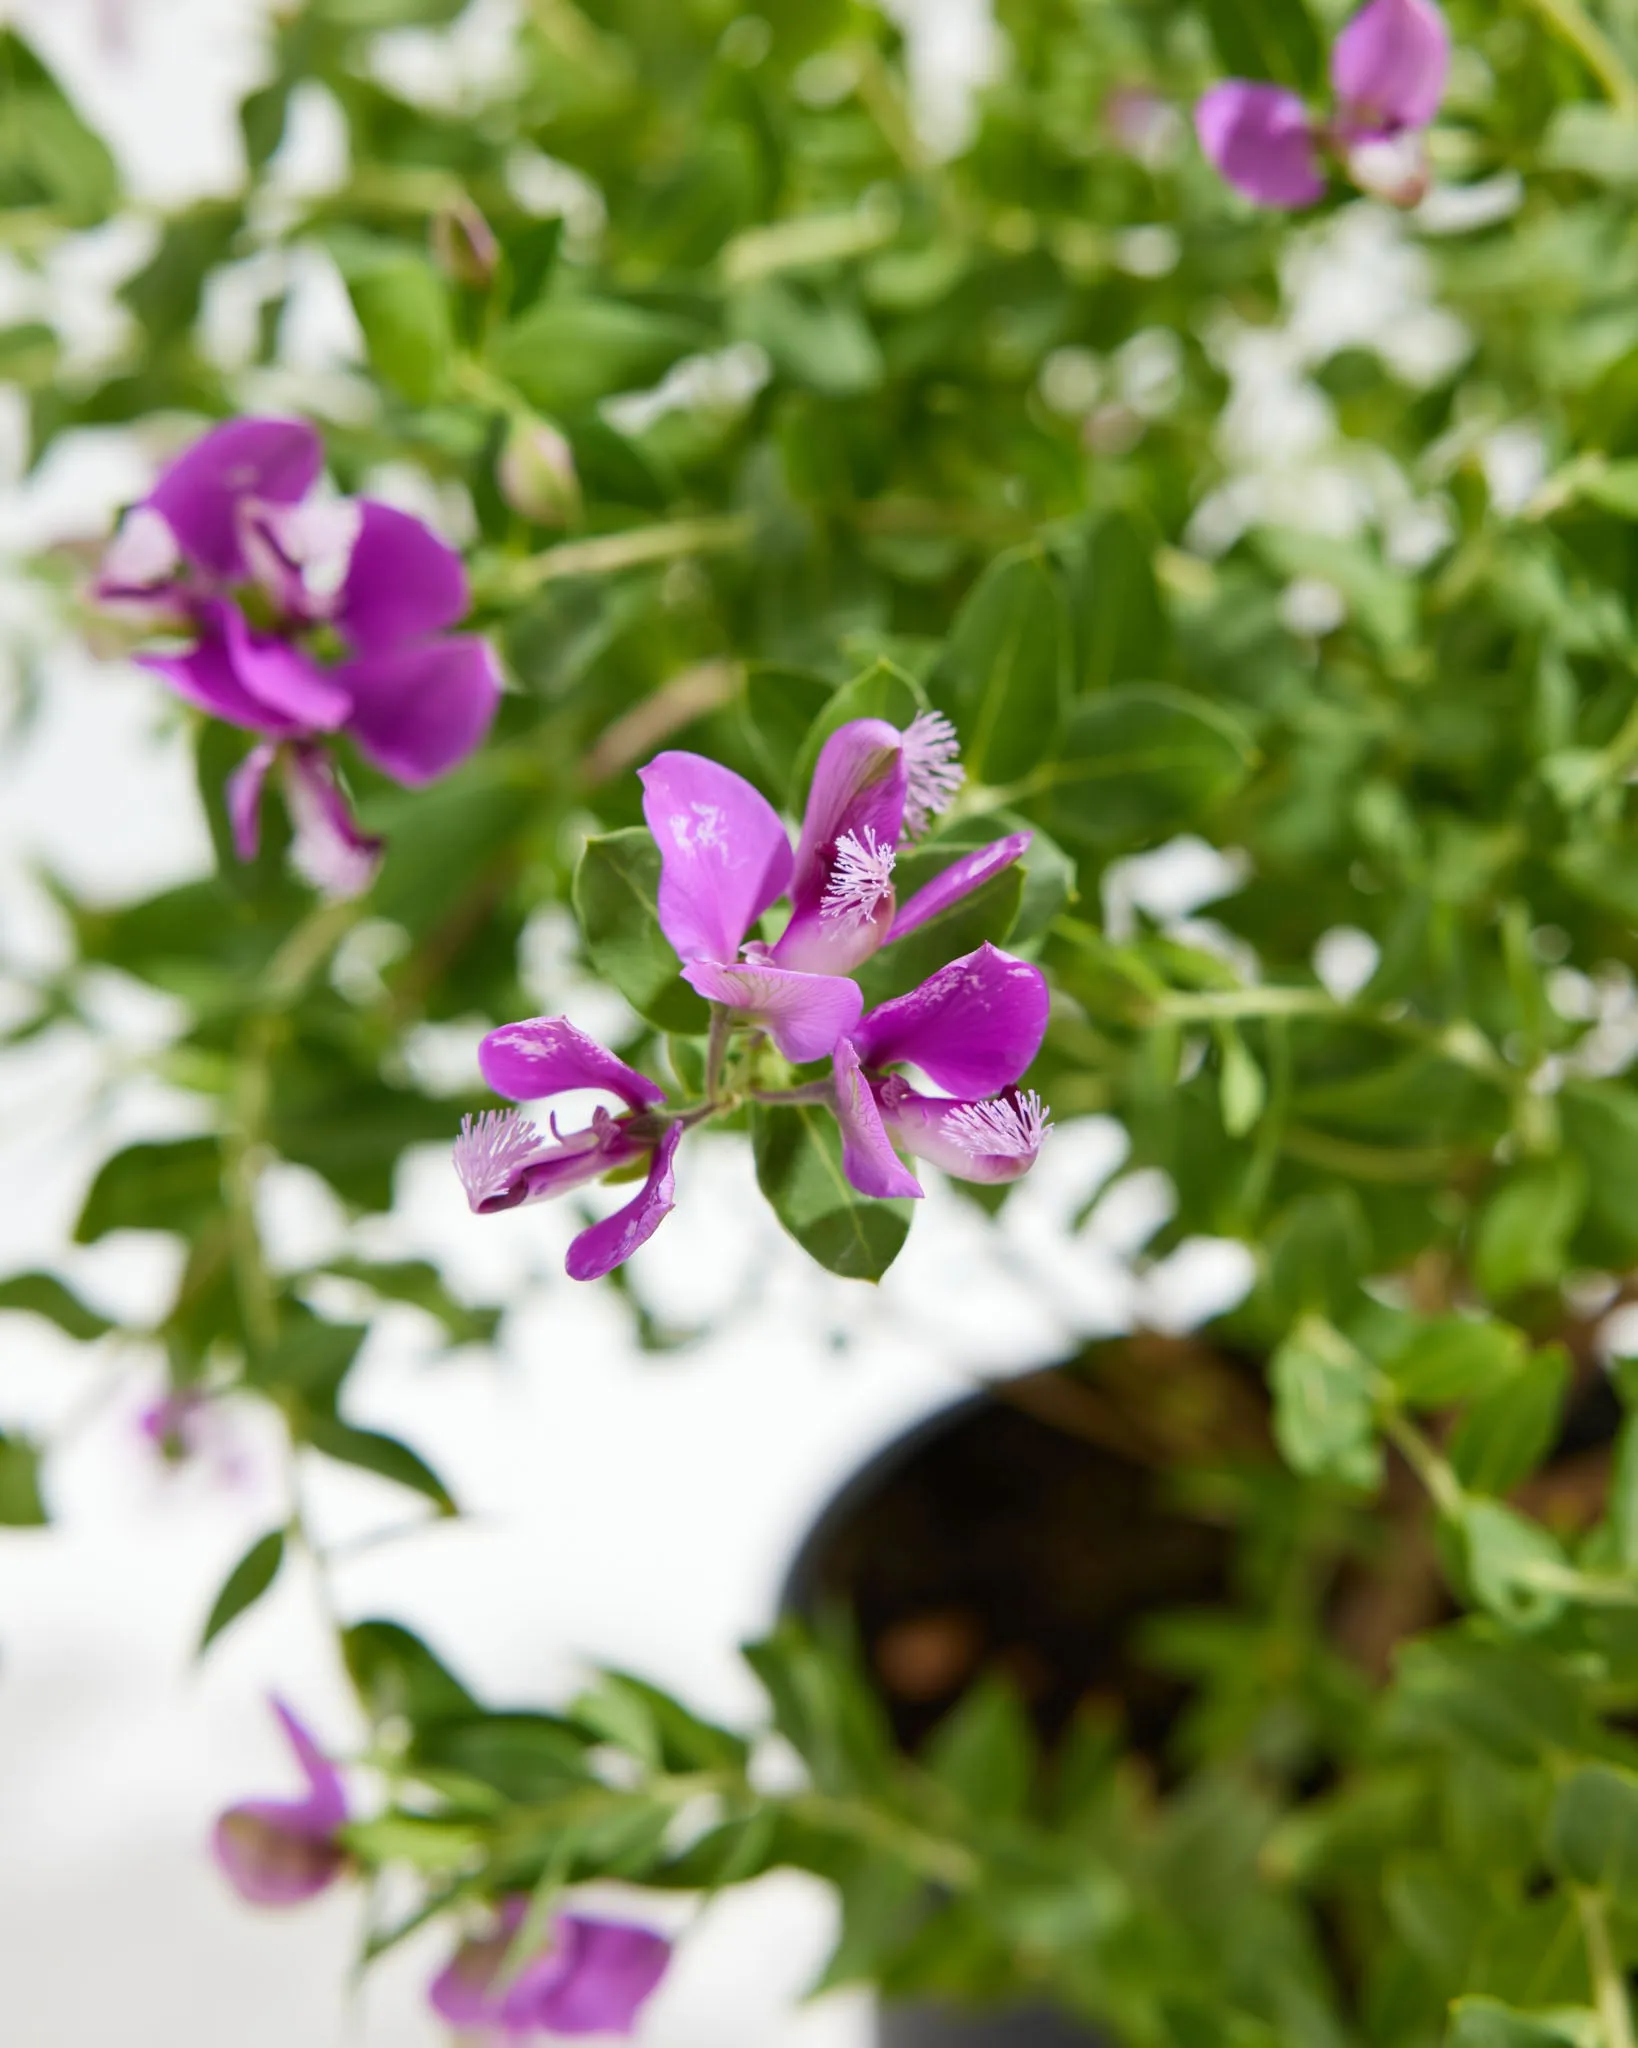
[942,1091,1053,1160]
[821,827,897,926]
[902,711,964,839]
[454,1108,547,1209]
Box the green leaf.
[1461,1500,1568,1632]
[1198,0,1324,90]
[200,1529,285,1652]
[0,1432,47,1526]
[743,1620,896,1796]
[1611,1416,1638,1571]
[1031,685,1256,851]
[0,33,119,223]
[1385,1317,1528,1408]
[1547,1764,1638,1907]
[340,1816,485,1870]
[0,1272,113,1342]
[1447,1999,1599,2048]
[1541,104,1638,187]
[730,279,882,396]
[489,297,707,416]
[751,1104,911,1282]
[122,201,241,352]
[577,1671,749,1776]
[326,231,453,405]
[414,1713,592,1801]
[317,1258,501,1349]
[1560,1085,1638,1264]
[74,1137,222,1244]
[927,547,1069,786]
[1270,1319,1383,1490]
[573,829,710,1035]
[1450,1347,1570,1497]
[1067,509,1168,694]
[344,1619,476,1724]
[1218,1027,1265,1139]
[305,1418,457,1514]
[1474,1159,1588,1300]
[739,664,835,804]
[923,1678,1036,1823]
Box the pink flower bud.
[498,418,582,528]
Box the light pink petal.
[887,831,1032,945]
[680,958,863,1065]
[566,1124,683,1282]
[338,635,501,788]
[639,752,794,964]
[790,719,907,906]
[832,1039,922,1200]
[1195,82,1326,209]
[478,1017,666,1112]
[880,1083,1052,1187]
[850,944,1049,1097]
[533,1916,674,2035]
[270,1696,349,1832]
[148,417,323,581]
[336,500,470,653]
[283,745,383,900]
[1332,0,1449,135]
[226,743,279,862]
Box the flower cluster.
[214,1701,671,2042]
[99,417,501,895]
[1196,0,1449,211]
[455,712,1053,1279]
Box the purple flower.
[640,712,1029,1061]
[831,944,1053,1199]
[1196,0,1449,210]
[454,1018,681,1282]
[99,417,501,895]
[431,1900,671,2041]
[213,1698,350,1907]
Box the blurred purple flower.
[430,1900,671,2041]
[99,417,500,895]
[213,1698,349,1906]
[1196,0,1448,210]
[454,1018,681,1282]
[831,944,1053,1199]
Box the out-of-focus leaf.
[0,1433,47,1526]
[0,1272,114,1342]
[928,547,1069,787]
[751,1105,910,1282]
[199,1528,286,1652]
[74,1138,222,1245]
[326,230,453,405]
[1031,686,1256,850]
[573,828,710,1034]
[305,1417,457,1514]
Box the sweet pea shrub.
[11,0,1638,2040]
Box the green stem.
[1577,1887,1637,2048]
[784,1791,981,1892]
[1380,1405,1465,1519]
[749,1080,837,1107]
[1524,0,1638,110]
[705,1004,734,1102]
[493,515,755,598]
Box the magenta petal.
[887,831,1033,945]
[338,635,501,788]
[137,631,303,739]
[640,752,794,964]
[269,1696,349,1832]
[833,1039,922,1200]
[1195,82,1326,209]
[1331,0,1449,134]
[479,1017,666,1112]
[851,944,1049,1097]
[219,602,352,732]
[566,1123,682,1282]
[681,957,863,1065]
[880,1083,1052,1187]
[534,1916,674,2035]
[283,745,383,899]
[148,417,323,581]
[227,742,279,861]
[430,1902,571,2030]
[790,720,908,903]
[336,500,470,653]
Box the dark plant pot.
[781,1347,1263,2048]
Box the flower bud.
[498,417,582,528]
[431,196,499,290]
